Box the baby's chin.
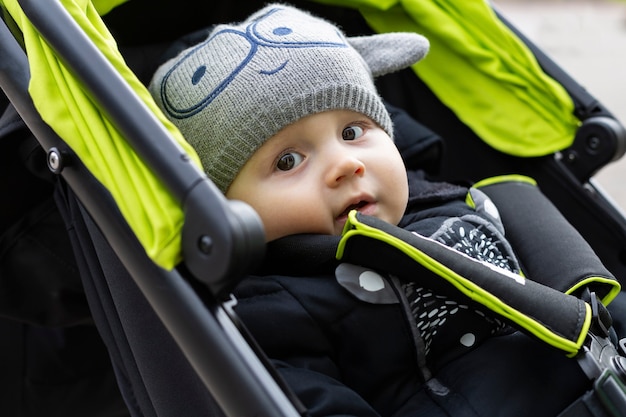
[334,210,403,236]
[266,210,404,242]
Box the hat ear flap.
[348,32,429,77]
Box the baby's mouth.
[338,200,369,219]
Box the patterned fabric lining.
[404,216,518,358]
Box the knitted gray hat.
[149,3,429,193]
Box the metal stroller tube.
[0,1,302,416]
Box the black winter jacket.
[232,171,590,417]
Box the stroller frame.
[3,0,626,416]
[0,0,302,416]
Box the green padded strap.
[337,211,591,356]
[314,0,580,156]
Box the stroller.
[1,0,626,415]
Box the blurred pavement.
[493,0,626,211]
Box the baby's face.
[226,110,409,241]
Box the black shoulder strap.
[475,175,620,304]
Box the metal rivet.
[588,136,601,149]
[47,147,63,173]
[566,151,577,163]
[198,235,213,255]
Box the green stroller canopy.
[316,0,580,156]
[2,0,202,270]
[1,0,581,271]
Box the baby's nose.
[325,155,366,187]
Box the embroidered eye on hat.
[149,3,429,193]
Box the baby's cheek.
[391,182,410,224]
[261,209,311,242]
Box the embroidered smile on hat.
[149,3,429,193]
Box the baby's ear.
[348,33,429,77]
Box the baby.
[149,4,588,416]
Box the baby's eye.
[342,125,365,141]
[276,151,304,171]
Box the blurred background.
[493,0,626,211]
